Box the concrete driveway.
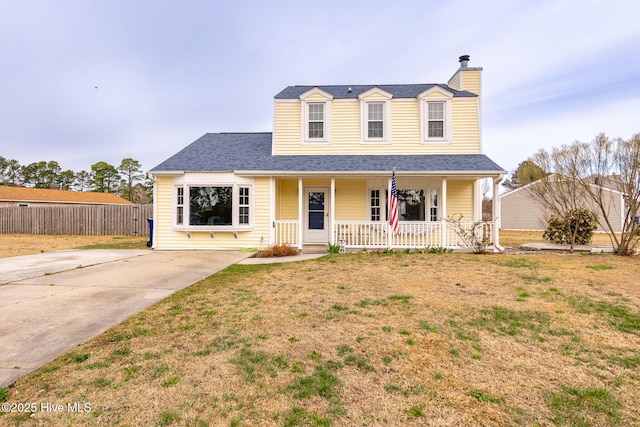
[0,249,250,387]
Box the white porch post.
[330,178,335,245]
[298,178,303,249]
[441,178,447,247]
[492,176,503,250]
[269,177,275,246]
[473,179,482,222]
[387,176,392,247]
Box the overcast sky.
[1,0,639,178]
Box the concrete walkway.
[519,243,615,253]
[0,250,250,387]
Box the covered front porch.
[269,174,501,250]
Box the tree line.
[502,132,640,256]
[0,156,152,203]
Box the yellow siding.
[461,70,481,95]
[447,180,474,220]
[273,102,301,151]
[154,176,174,250]
[335,180,366,220]
[155,176,271,250]
[277,179,298,220]
[273,98,480,155]
[332,102,360,145]
[305,93,330,101]
[424,90,450,99]
[448,72,461,90]
[449,99,480,153]
[361,93,390,100]
[390,101,420,145]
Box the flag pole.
[389,167,400,237]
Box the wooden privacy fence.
[0,204,153,236]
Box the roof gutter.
[235,170,507,177]
[147,170,186,176]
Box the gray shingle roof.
[150,133,505,174]
[274,84,477,99]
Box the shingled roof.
[0,186,133,205]
[274,84,477,99]
[150,133,505,175]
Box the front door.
[304,187,330,243]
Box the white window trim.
[417,86,454,144]
[428,188,439,222]
[419,98,452,143]
[299,87,334,144]
[173,183,254,231]
[367,188,387,222]
[359,87,392,144]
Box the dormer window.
[359,87,392,143]
[427,102,445,138]
[367,103,384,139]
[299,87,333,143]
[308,103,324,139]
[418,86,453,144]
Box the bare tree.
[529,133,640,255]
[528,146,589,249]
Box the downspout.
[492,175,504,251]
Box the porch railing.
[274,220,494,249]
[334,220,494,249]
[273,220,299,246]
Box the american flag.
[389,170,400,234]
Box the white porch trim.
[330,178,336,245]
[440,178,447,246]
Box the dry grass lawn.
[2,239,639,426]
[0,234,148,258]
[499,230,617,249]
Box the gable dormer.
[358,87,393,143]
[299,87,334,144]
[417,85,454,144]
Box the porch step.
[301,244,329,254]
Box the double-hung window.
[370,189,381,221]
[359,88,392,143]
[429,189,438,221]
[308,103,324,139]
[239,187,250,225]
[299,88,333,143]
[418,87,453,143]
[176,187,184,225]
[175,184,252,229]
[367,103,384,139]
[427,102,445,138]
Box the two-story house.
[149,56,506,251]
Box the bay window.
[175,184,252,229]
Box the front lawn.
[2,251,639,426]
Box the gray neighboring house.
[499,179,628,233]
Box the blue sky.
[1,0,639,178]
